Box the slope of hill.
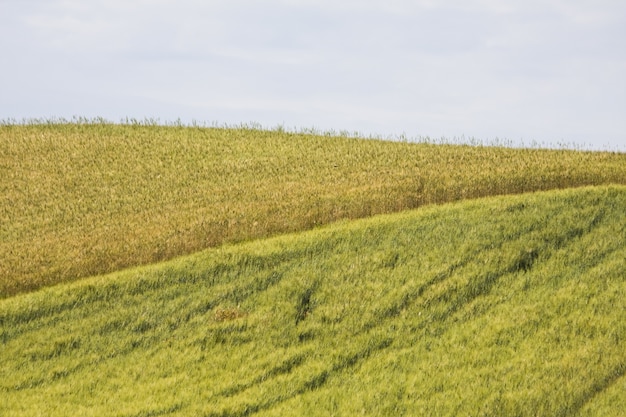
[1,186,624,416]
[2,122,626,296]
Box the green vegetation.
[1,186,625,416]
[2,122,626,296]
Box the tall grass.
[1,122,625,296]
[1,186,624,416]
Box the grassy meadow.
[1,186,625,416]
[1,122,626,296]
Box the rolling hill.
[1,122,626,297]
[1,185,625,416]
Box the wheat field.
[2,122,625,296]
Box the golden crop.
[1,122,624,296]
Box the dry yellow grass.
[1,122,625,296]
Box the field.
[1,186,625,416]
[2,122,626,297]
[1,122,626,415]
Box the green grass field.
[1,185,625,416]
[1,122,626,297]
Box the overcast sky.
[1,0,625,150]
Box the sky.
[1,0,625,151]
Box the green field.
[1,122,626,297]
[1,185,625,416]
[1,122,625,415]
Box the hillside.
[1,186,625,416]
[2,122,626,296]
